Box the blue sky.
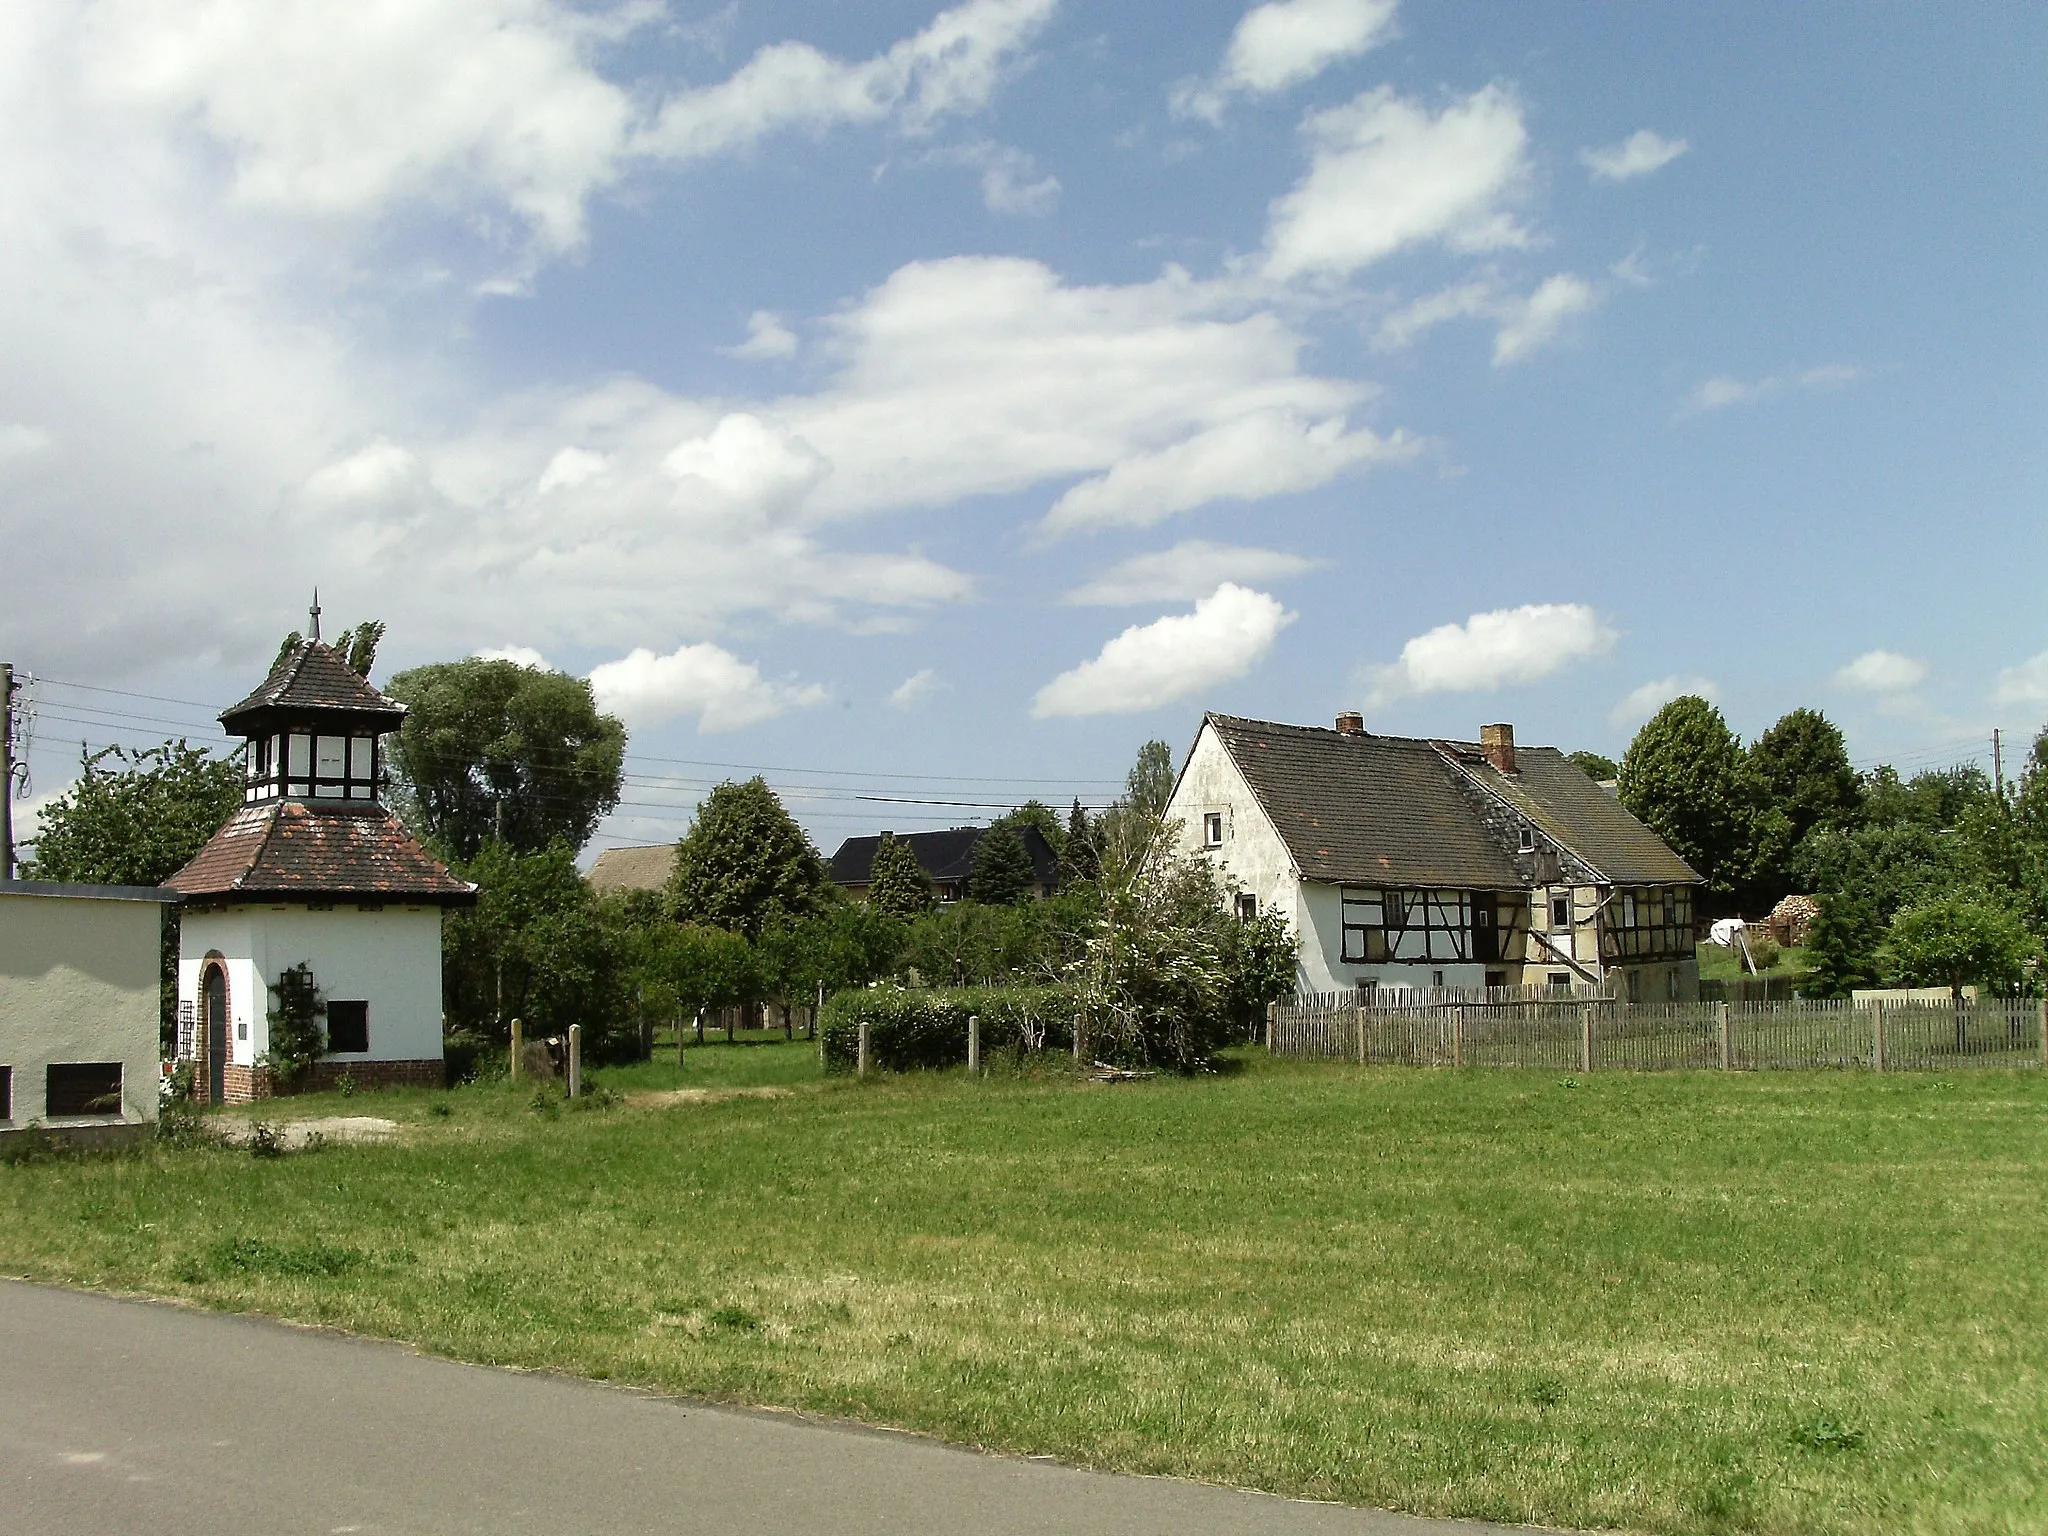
[4,1,2046,854]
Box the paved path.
[0,1281,1523,1536]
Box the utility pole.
[1,662,15,882]
[1993,728,2005,804]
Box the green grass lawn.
[1698,942,1812,985]
[4,1045,2044,1535]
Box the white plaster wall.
[1164,726,1314,981]
[0,892,164,1125]
[180,905,444,1063]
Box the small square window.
[1234,892,1258,921]
[1551,896,1572,929]
[1431,970,1445,988]
[1518,823,1534,852]
[1203,812,1224,847]
[46,1062,122,1118]
[1546,972,1571,992]
[327,1001,370,1055]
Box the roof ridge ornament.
[309,589,322,643]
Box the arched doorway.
[203,964,228,1105]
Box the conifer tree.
[969,822,1035,905]
[1063,798,1100,883]
[866,833,935,918]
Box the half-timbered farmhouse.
[1166,713,1702,999]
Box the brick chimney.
[1481,723,1517,773]
[1334,711,1365,737]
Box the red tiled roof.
[168,801,475,904]
[220,640,406,732]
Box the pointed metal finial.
[309,589,322,642]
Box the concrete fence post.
[1872,999,1886,1073]
[857,1020,872,1078]
[1355,1005,1366,1066]
[2038,1000,2047,1068]
[1265,1000,1277,1051]
[1452,1005,1465,1069]
[968,1014,981,1075]
[509,1017,524,1081]
[1579,1005,1594,1074]
[815,980,824,1041]
[1074,1008,1086,1066]
[1717,1003,1732,1071]
[566,1024,582,1099]
[678,1009,686,1067]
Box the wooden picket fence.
[1269,995,2048,1072]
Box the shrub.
[819,985,1082,1072]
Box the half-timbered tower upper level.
[220,632,405,807]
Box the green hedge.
[820,985,1082,1073]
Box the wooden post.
[1264,1000,1276,1051]
[857,1020,872,1078]
[1356,1005,1366,1066]
[566,1024,582,1099]
[968,1014,981,1075]
[1579,1005,1593,1074]
[1717,1002,1732,1071]
[678,1009,686,1067]
[1074,1007,1085,1065]
[815,980,824,1041]
[2037,999,2047,1068]
[1452,1005,1465,1069]
[509,1017,523,1081]
[1872,999,1886,1073]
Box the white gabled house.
[1166,712,1704,1000]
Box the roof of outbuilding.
[1440,743,1701,886]
[166,801,475,905]
[829,824,1058,888]
[1202,713,1700,890]
[587,844,678,894]
[1205,716,1526,888]
[219,640,406,733]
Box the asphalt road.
[0,1280,1522,1536]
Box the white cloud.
[721,311,799,360]
[1368,602,1618,706]
[1580,129,1689,183]
[1173,0,1398,122]
[1678,364,1863,417]
[1064,540,1321,605]
[1376,274,1600,364]
[1993,652,2048,709]
[0,424,53,465]
[589,641,826,732]
[475,645,553,670]
[1491,273,1599,365]
[1835,650,1928,694]
[950,141,1061,216]
[1265,85,1530,281]
[888,668,942,709]
[301,441,423,505]
[1032,584,1293,718]
[1042,408,1400,534]
[536,447,608,494]
[639,0,1056,161]
[1609,675,1718,730]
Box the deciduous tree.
[1882,893,2037,1003]
[1749,708,1861,843]
[27,741,241,886]
[668,777,832,939]
[1618,697,1754,896]
[385,658,624,859]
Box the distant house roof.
[0,880,175,904]
[587,844,677,895]
[219,639,407,736]
[166,801,476,906]
[828,824,1058,892]
[1202,713,1698,891]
